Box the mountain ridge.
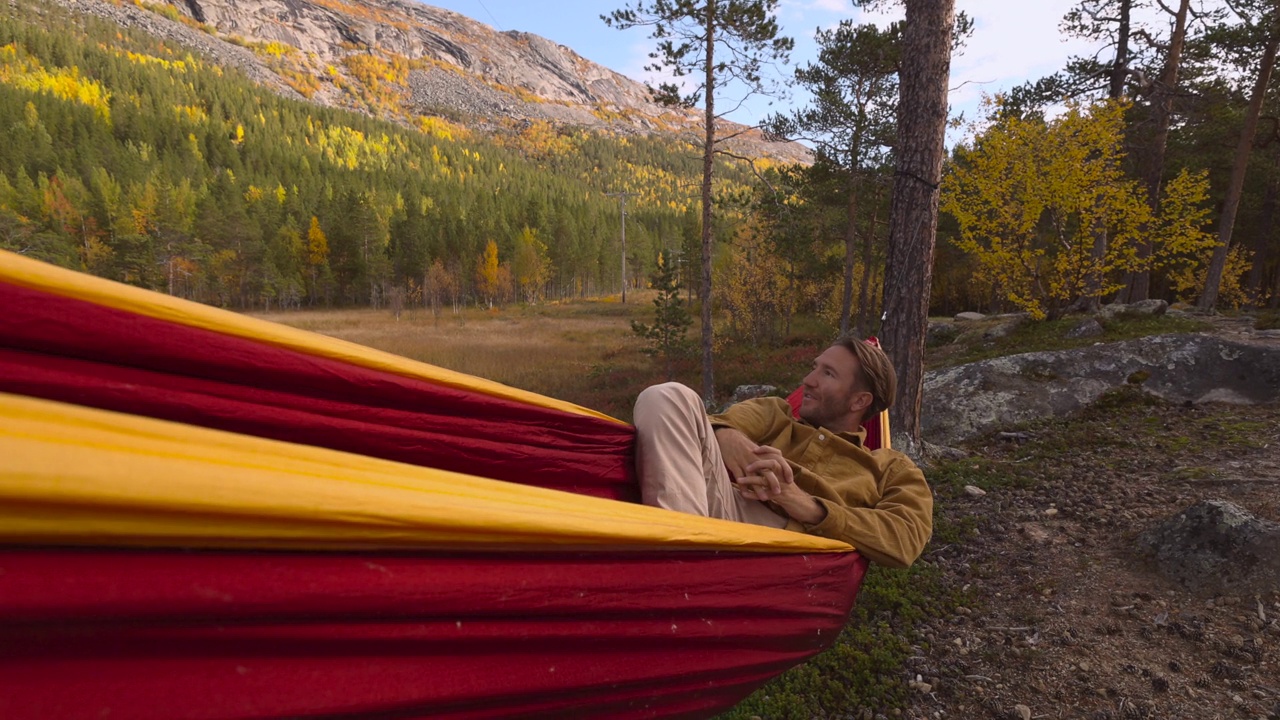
[49,0,810,163]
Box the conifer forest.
[1,0,1278,337]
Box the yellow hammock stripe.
[0,392,853,554]
[0,249,618,423]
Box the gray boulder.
[922,334,1280,444]
[1099,299,1169,320]
[1136,500,1280,595]
[1130,299,1169,316]
[927,320,962,347]
[955,312,987,322]
[1065,318,1104,339]
[983,314,1029,340]
[728,384,777,405]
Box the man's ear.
[849,390,873,416]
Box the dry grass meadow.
[254,292,666,420]
[255,291,838,420]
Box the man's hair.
[835,335,896,418]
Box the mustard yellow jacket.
[710,397,933,568]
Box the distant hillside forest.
[0,0,758,310]
[4,0,1278,334]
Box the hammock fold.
[0,250,868,719]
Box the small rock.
[964,485,987,497]
[1044,507,1059,517]
[927,320,962,346]
[984,318,1025,339]
[1066,318,1104,338]
[1137,500,1280,595]
[1129,299,1169,316]
[1014,704,1032,720]
[1021,523,1052,543]
[727,384,777,404]
[909,680,933,693]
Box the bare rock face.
[52,0,810,163]
[1136,500,1280,595]
[49,0,304,99]
[175,0,647,107]
[922,334,1280,444]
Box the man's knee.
[634,382,702,424]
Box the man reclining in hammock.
[633,336,932,568]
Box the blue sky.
[419,0,1101,135]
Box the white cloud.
[949,0,1093,108]
[610,0,1107,139]
[621,40,698,98]
[796,0,852,14]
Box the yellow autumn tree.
[306,215,328,302]
[475,239,501,308]
[1170,245,1255,309]
[942,98,1216,319]
[511,226,549,303]
[306,216,328,267]
[719,222,793,347]
[424,258,457,321]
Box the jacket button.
[818,434,825,441]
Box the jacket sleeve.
[707,397,792,444]
[790,455,934,569]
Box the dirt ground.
[900,321,1280,720]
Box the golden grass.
[253,296,661,414]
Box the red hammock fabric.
[0,280,636,500]
[0,548,863,719]
[0,260,869,719]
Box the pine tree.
[631,249,693,380]
[873,0,957,445]
[605,0,793,404]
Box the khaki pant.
[633,382,787,529]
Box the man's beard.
[799,389,856,429]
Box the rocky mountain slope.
[48,0,810,163]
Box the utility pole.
[604,191,638,303]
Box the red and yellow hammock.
[0,249,868,720]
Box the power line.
[473,0,503,30]
[604,191,639,304]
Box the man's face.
[798,345,869,433]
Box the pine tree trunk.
[1084,0,1133,309]
[1247,144,1280,302]
[699,1,718,406]
[1109,0,1133,99]
[840,175,858,335]
[1199,21,1280,311]
[1125,0,1189,302]
[856,186,881,338]
[880,0,955,443]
